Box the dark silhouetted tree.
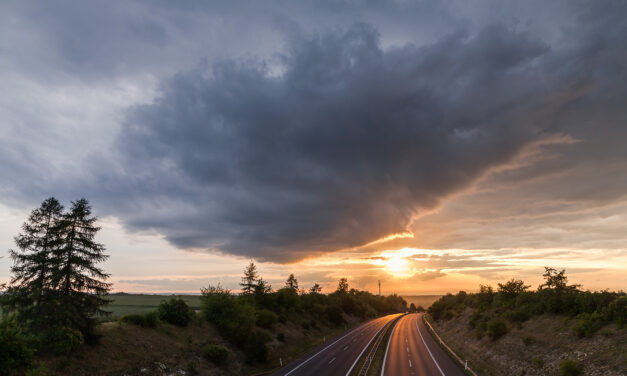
[337,278,349,293]
[53,198,111,332]
[285,273,298,291]
[310,283,322,293]
[497,279,530,298]
[240,261,259,295]
[1,197,64,330]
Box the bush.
[559,359,582,376]
[301,321,310,330]
[573,311,604,338]
[505,308,530,323]
[0,316,34,374]
[45,327,84,355]
[277,332,286,342]
[158,298,192,326]
[326,305,345,325]
[120,311,159,328]
[487,319,507,340]
[521,335,535,346]
[26,363,48,376]
[243,330,270,363]
[203,344,229,365]
[256,309,278,329]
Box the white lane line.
[329,357,336,364]
[284,321,373,376]
[409,359,412,368]
[380,315,402,376]
[343,346,349,351]
[347,315,397,376]
[415,315,445,376]
[406,347,409,353]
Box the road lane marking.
[284,321,375,376]
[329,357,336,364]
[380,314,402,376]
[343,346,349,351]
[409,359,412,368]
[347,314,399,376]
[406,347,409,352]
[415,315,445,376]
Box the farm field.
[402,295,442,310]
[103,294,202,320]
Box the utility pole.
[378,280,381,296]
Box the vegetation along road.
[273,314,401,376]
[382,313,465,376]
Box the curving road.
[381,313,465,376]
[273,313,401,376]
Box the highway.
[272,313,401,376]
[382,313,465,376]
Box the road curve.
[272,313,401,376]
[381,313,465,376]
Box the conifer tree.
[1,197,64,329]
[285,273,299,291]
[240,261,258,295]
[53,198,111,332]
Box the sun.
[372,250,416,278]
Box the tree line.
[428,268,626,340]
[200,260,408,362]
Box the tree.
[254,278,272,296]
[310,283,322,294]
[53,198,111,332]
[240,261,259,295]
[497,279,530,298]
[540,267,579,292]
[337,278,349,293]
[1,197,64,330]
[285,273,299,291]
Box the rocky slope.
[428,309,626,376]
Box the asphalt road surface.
[272,313,401,376]
[382,313,465,376]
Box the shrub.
[573,311,604,338]
[0,316,34,374]
[559,359,582,376]
[243,330,270,363]
[186,361,198,375]
[521,335,535,346]
[256,309,278,329]
[506,308,530,323]
[120,311,159,328]
[203,344,229,366]
[487,319,507,340]
[277,332,286,342]
[45,327,84,355]
[301,321,310,330]
[326,305,345,325]
[531,357,544,369]
[158,298,192,326]
[26,363,48,376]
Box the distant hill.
[402,295,442,310]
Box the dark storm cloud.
[114,22,559,262]
[2,1,626,263]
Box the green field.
[402,295,442,310]
[102,294,202,320]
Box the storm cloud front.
[1,1,626,265]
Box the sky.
[1,0,626,295]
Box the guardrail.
[422,315,479,376]
[356,315,402,376]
